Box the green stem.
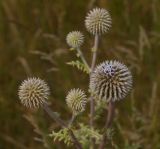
[77,47,90,72]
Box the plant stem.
[42,102,67,128]
[90,96,95,149]
[98,101,115,149]
[68,130,83,149]
[90,34,99,149]
[91,34,99,71]
[42,102,83,149]
[69,114,76,126]
[77,48,90,72]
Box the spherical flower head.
[18,77,50,108]
[66,31,84,48]
[85,8,112,35]
[90,60,132,102]
[66,88,87,115]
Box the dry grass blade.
[18,57,32,75]
[23,114,51,149]
[2,0,20,41]
[30,50,57,65]
[139,26,151,60]
[0,134,28,149]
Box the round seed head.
[18,77,50,108]
[66,31,84,48]
[85,8,112,35]
[66,89,87,115]
[90,60,132,102]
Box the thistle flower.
[90,60,132,102]
[66,31,84,48]
[18,77,50,108]
[66,89,87,114]
[85,8,112,35]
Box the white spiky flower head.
[85,8,112,35]
[66,31,84,48]
[18,77,50,108]
[66,88,87,115]
[90,60,132,102]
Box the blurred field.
[0,0,160,148]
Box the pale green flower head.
[18,77,50,108]
[66,88,87,115]
[66,31,84,48]
[85,8,112,35]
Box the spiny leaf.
[75,123,102,146]
[67,60,90,74]
[49,128,72,146]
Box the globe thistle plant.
[66,31,84,48]
[85,8,112,35]
[17,7,134,149]
[90,60,132,102]
[66,89,87,115]
[18,77,50,108]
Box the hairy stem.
[77,48,90,72]
[98,102,115,149]
[90,34,99,149]
[42,102,83,149]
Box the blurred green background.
[0,0,160,148]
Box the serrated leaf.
[75,123,102,146]
[67,60,89,74]
[50,128,72,146]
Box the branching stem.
[42,102,83,149]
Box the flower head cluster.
[18,77,50,108]
[85,8,112,35]
[66,31,84,48]
[66,88,87,115]
[90,60,132,102]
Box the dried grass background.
[0,0,160,148]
